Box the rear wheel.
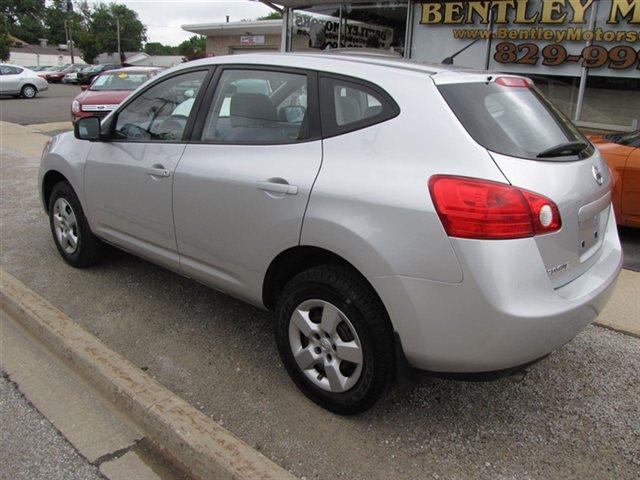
[49,181,104,267]
[21,84,37,98]
[275,264,395,414]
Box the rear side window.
[0,66,22,75]
[320,75,399,137]
[438,81,592,160]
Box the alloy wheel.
[52,198,79,254]
[288,299,364,393]
[22,86,36,98]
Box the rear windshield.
[438,81,593,161]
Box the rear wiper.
[536,141,588,158]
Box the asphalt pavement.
[0,374,103,480]
[1,141,639,479]
[0,83,79,124]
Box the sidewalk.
[0,374,103,480]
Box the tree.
[0,17,10,61]
[75,2,147,64]
[144,42,178,56]
[257,11,283,20]
[177,35,206,61]
[1,0,46,44]
[44,0,83,46]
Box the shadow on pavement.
[620,226,640,272]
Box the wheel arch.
[262,245,385,314]
[41,170,71,212]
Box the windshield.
[90,71,150,91]
[438,81,593,161]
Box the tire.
[21,84,37,98]
[275,264,396,415]
[48,181,104,268]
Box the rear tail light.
[495,76,533,88]
[428,175,561,240]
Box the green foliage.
[0,17,10,61]
[144,42,179,56]
[44,0,83,46]
[177,35,206,61]
[82,3,147,60]
[1,0,46,44]
[2,0,147,64]
[257,11,283,20]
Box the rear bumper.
[370,209,623,373]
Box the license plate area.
[578,208,608,263]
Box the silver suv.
[39,54,622,414]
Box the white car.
[0,64,49,98]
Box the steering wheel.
[121,123,147,140]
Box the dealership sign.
[293,12,394,49]
[416,0,640,77]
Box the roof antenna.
[441,39,480,65]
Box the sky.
[83,0,275,45]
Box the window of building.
[290,2,408,56]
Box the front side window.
[319,75,399,136]
[113,70,207,142]
[200,69,309,144]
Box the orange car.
[590,130,640,228]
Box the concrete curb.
[0,269,296,480]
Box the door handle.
[146,165,171,179]
[257,181,298,195]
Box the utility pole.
[63,0,74,64]
[116,16,123,65]
[65,20,75,64]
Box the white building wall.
[7,51,86,67]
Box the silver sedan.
[0,64,49,98]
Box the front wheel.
[49,181,104,268]
[275,265,396,415]
[21,84,37,99]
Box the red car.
[71,67,162,121]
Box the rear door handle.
[257,181,298,195]
[146,165,171,178]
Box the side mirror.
[80,85,88,91]
[74,116,101,141]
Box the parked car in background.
[38,65,68,79]
[76,64,118,85]
[591,130,640,228]
[63,65,92,84]
[71,67,162,121]
[0,64,48,98]
[45,64,86,83]
[41,53,622,414]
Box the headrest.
[335,95,362,126]
[230,93,276,127]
